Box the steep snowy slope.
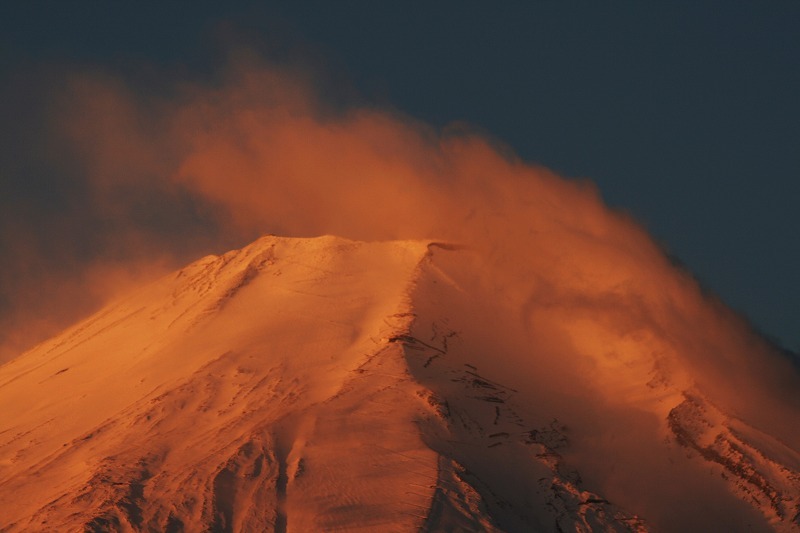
[0,235,798,532]
[405,244,800,532]
[0,236,436,531]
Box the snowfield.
[0,235,798,532]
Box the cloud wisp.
[1,55,797,442]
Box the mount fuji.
[1,234,798,532]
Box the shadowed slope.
[400,244,800,531]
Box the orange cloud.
[2,56,797,455]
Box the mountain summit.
[1,235,798,532]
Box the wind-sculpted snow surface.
[0,236,798,532]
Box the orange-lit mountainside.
[1,235,799,532]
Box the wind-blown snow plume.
[1,55,798,529]
[2,57,798,426]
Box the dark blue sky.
[1,2,798,350]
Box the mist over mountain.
[1,235,798,532]
[2,53,798,368]
[0,49,799,532]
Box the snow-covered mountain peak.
[0,235,798,532]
